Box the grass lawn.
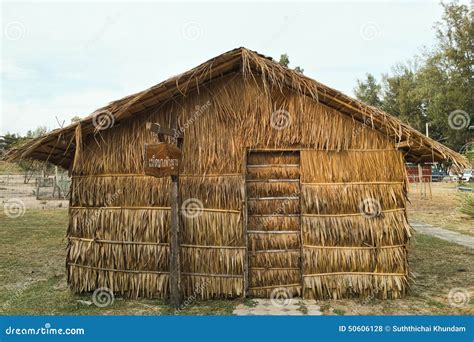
[407,182,474,237]
[0,209,472,315]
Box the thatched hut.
[6,48,469,300]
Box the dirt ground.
[407,182,473,237]
[0,174,69,210]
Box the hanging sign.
[144,143,181,177]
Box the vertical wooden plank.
[243,149,249,297]
[298,150,305,298]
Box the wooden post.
[169,114,182,308]
[145,120,183,307]
[170,173,181,307]
[53,166,59,198]
[417,163,423,199]
[242,149,248,297]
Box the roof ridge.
[4,47,470,169]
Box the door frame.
[243,148,304,297]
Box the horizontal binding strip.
[68,237,169,246]
[303,208,404,217]
[69,206,241,214]
[181,272,243,278]
[70,206,171,210]
[247,148,396,152]
[72,173,242,178]
[250,267,300,271]
[68,263,169,275]
[181,244,245,250]
[304,244,406,250]
[68,238,243,250]
[180,174,242,177]
[246,164,299,168]
[246,179,299,183]
[248,196,299,201]
[247,230,299,234]
[250,249,300,254]
[249,283,301,290]
[304,272,407,277]
[72,173,145,178]
[249,214,300,217]
[301,181,404,186]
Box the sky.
[0,0,465,135]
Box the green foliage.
[0,133,23,153]
[382,61,427,133]
[354,1,473,151]
[278,53,304,74]
[70,116,81,124]
[353,73,382,107]
[26,126,48,139]
[1,126,53,176]
[466,150,474,164]
[459,193,474,218]
[294,66,304,74]
[278,53,290,67]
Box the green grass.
[333,309,346,315]
[0,209,473,315]
[243,298,258,308]
[0,209,236,315]
[409,234,474,296]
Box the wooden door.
[245,150,302,297]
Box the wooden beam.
[396,141,411,149]
[169,113,182,308]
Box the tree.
[381,62,427,133]
[278,54,290,68]
[354,73,383,107]
[413,1,473,151]
[0,133,22,154]
[278,53,304,74]
[2,127,53,183]
[354,1,473,151]
[26,126,48,139]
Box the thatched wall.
[67,72,410,299]
[301,150,410,299]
